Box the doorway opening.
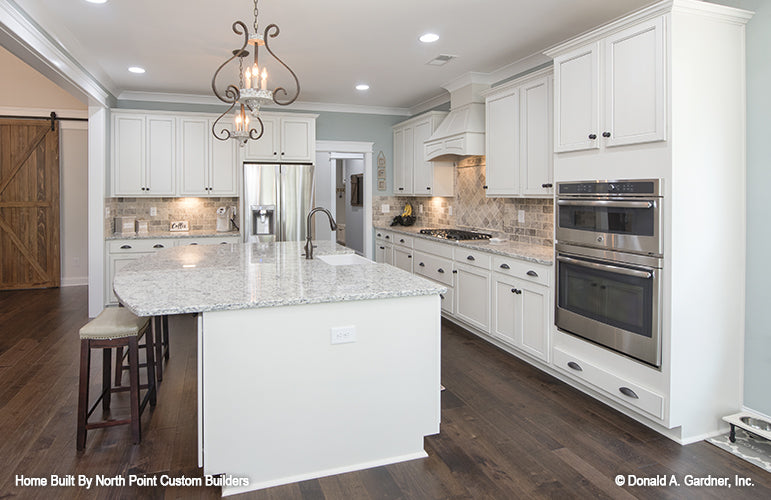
[314,141,374,258]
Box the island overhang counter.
[113,241,445,496]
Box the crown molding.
[0,0,113,106]
[441,72,495,93]
[117,91,412,116]
[409,92,451,116]
[487,53,553,86]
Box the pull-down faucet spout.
[305,207,337,259]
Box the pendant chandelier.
[211,0,300,146]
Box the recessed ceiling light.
[355,84,370,91]
[85,0,108,4]
[128,66,146,74]
[419,33,439,43]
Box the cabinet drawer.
[375,229,392,241]
[393,234,414,248]
[108,239,174,253]
[492,256,550,286]
[414,251,454,287]
[454,247,491,269]
[177,236,240,246]
[553,347,664,420]
[413,237,454,259]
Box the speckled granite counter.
[375,225,554,266]
[113,240,446,317]
[106,230,241,240]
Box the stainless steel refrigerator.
[244,163,315,243]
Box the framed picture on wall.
[377,179,386,191]
[351,174,363,206]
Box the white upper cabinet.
[603,17,666,147]
[484,69,553,197]
[243,113,316,163]
[553,44,600,152]
[178,117,238,197]
[393,111,453,197]
[112,113,176,197]
[552,16,666,153]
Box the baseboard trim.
[61,277,88,287]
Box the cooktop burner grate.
[419,228,492,241]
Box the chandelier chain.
[253,0,259,32]
[238,57,244,88]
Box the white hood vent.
[424,79,489,162]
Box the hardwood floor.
[0,286,769,499]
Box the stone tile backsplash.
[105,197,239,234]
[373,163,553,247]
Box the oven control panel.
[558,179,660,196]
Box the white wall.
[60,124,89,285]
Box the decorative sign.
[170,220,190,232]
[377,151,387,191]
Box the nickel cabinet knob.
[602,131,611,138]
[589,133,597,140]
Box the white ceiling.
[13,0,656,112]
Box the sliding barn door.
[0,119,60,289]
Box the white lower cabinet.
[492,273,550,362]
[375,233,393,264]
[454,263,491,333]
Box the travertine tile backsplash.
[105,197,239,234]
[373,163,553,247]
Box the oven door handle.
[557,255,653,279]
[557,199,653,209]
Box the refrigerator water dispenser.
[251,205,275,237]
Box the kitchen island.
[113,241,445,496]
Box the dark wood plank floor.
[1,286,769,499]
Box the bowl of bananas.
[391,203,416,226]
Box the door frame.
[316,141,374,259]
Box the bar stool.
[76,307,157,451]
[115,314,170,385]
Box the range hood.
[424,79,490,162]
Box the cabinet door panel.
[245,117,279,161]
[412,119,433,195]
[209,119,238,196]
[280,118,313,161]
[393,129,406,194]
[520,283,549,362]
[520,77,553,196]
[554,43,600,152]
[493,278,518,346]
[393,247,413,273]
[178,118,209,196]
[113,115,145,196]
[402,126,414,194]
[486,91,519,196]
[455,264,490,333]
[146,116,176,196]
[604,17,666,147]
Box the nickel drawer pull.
[400,239,405,243]
[153,244,165,249]
[567,361,583,372]
[466,255,475,261]
[557,255,652,279]
[419,262,425,267]
[499,263,510,270]
[619,387,639,399]
[120,245,132,249]
[527,270,538,277]
[189,243,198,245]
[437,268,445,274]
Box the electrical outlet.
[330,325,357,345]
[381,204,390,213]
[448,206,453,216]
[150,207,157,216]
[105,206,110,218]
[419,204,424,214]
[518,210,525,223]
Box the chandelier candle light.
[211,0,300,145]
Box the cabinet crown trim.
[482,67,553,98]
[393,110,448,130]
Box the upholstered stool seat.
[76,307,157,451]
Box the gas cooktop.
[419,228,492,241]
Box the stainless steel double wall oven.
[555,179,664,367]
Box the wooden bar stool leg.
[153,316,163,383]
[76,339,91,451]
[143,326,157,407]
[114,346,124,386]
[102,348,112,410]
[162,314,170,361]
[128,336,141,444]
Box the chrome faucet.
[305,207,337,259]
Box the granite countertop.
[106,230,241,240]
[375,225,554,266]
[113,240,446,317]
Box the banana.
[402,203,412,217]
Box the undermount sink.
[317,253,372,266]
